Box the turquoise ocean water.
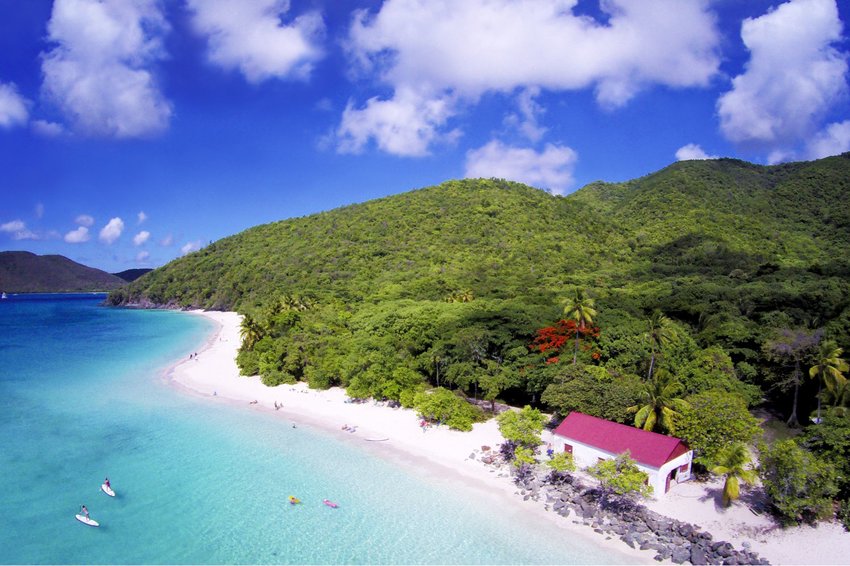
[0,294,629,564]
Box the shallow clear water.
[0,294,628,564]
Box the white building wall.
[552,433,693,497]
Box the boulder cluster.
[471,448,770,565]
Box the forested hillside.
[0,251,127,292]
[110,154,850,455]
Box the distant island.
[0,251,136,293]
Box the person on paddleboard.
[104,477,110,489]
[81,505,89,519]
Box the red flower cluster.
[530,319,601,364]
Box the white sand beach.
[169,311,850,565]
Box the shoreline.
[166,311,652,564]
[166,311,850,566]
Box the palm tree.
[239,314,264,350]
[646,310,673,380]
[711,442,758,507]
[627,369,689,434]
[562,289,597,364]
[809,340,848,423]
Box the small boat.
[75,514,99,527]
[322,499,339,508]
[288,496,301,505]
[101,483,115,497]
[1,292,7,299]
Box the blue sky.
[1,0,848,273]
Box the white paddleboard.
[75,514,99,527]
[101,483,115,497]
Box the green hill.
[108,154,850,424]
[0,251,127,293]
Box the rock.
[469,452,476,460]
[481,445,491,451]
[621,534,635,549]
[690,545,709,565]
[671,547,691,564]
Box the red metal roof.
[552,412,690,469]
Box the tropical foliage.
[759,439,838,525]
[711,443,757,507]
[588,452,653,499]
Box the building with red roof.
[551,412,693,496]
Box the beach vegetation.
[588,452,652,499]
[711,442,757,507]
[546,450,575,473]
[800,412,850,499]
[412,387,485,431]
[496,405,547,449]
[675,389,762,468]
[759,439,839,525]
[513,446,536,467]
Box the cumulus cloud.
[717,0,848,151]
[40,0,172,138]
[133,230,150,246]
[75,214,94,226]
[0,82,29,128]
[337,87,458,156]
[160,234,173,246]
[465,140,578,194]
[99,217,124,244]
[136,250,150,263]
[0,220,37,240]
[675,143,719,161]
[807,120,850,159]
[340,0,720,155]
[137,211,147,224]
[180,240,201,255]
[187,0,324,83]
[64,226,90,243]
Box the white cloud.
[807,120,850,159]
[337,87,458,156]
[133,230,150,246]
[1,220,26,233]
[717,0,848,150]
[75,214,94,226]
[136,250,150,263]
[40,0,172,138]
[99,217,124,244]
[35,203,44,219]
[64,226,90,243]
[0,220,37,240]
[464,140,578,194]
[675,143,718,161]
[0,82,29,128]
[180,240,201,255]
[32,119,65,137]
[340,0,720,155]
[159,234,173,246]
[504,87,547,142]
[137,210,147,224]
[187,0,324,83]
